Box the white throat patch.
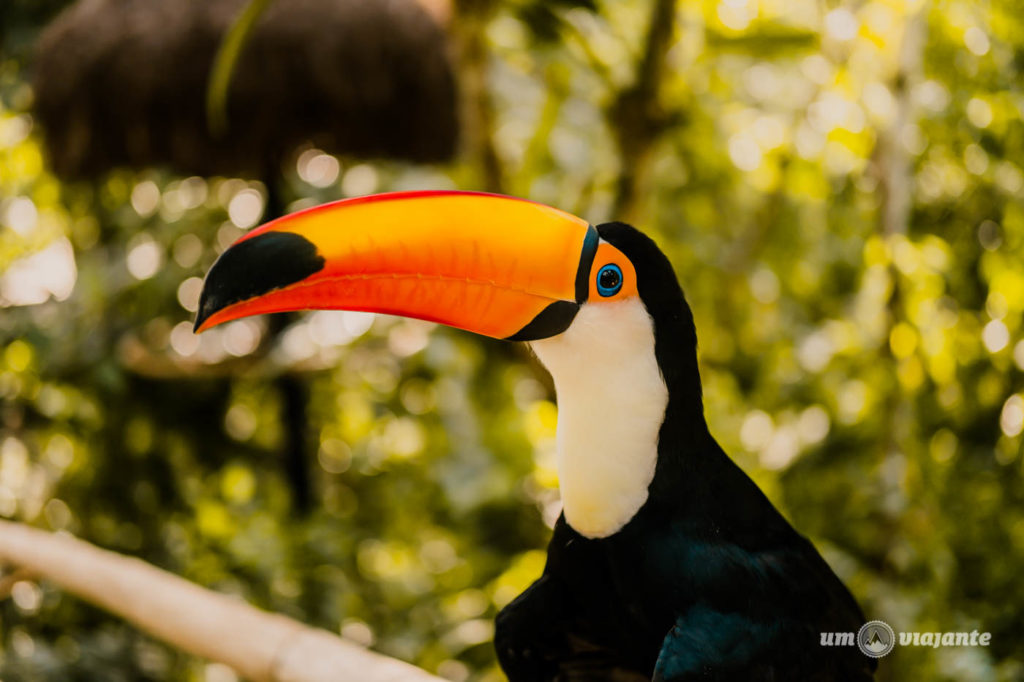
[530,297,669,538]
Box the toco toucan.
[194,191,875,681]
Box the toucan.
[194,191,876,681]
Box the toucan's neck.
[530,297,708,537]
[531,299,671,538]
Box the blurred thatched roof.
[32,0,458,179]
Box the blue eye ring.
[596,263,623,297]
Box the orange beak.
[194,191,598,341]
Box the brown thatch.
[32,0,458,179]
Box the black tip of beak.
[192,231,326,332]
[504,301,580,341]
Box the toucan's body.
[194,191,875,681]
[497,432,870,682]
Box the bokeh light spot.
[176,277,203,312]
[126,234,163,280]
[130,180,160,218]
[4,196,38,235]
[342,164,379,196]
[297,148,341,188]
[966,98,993,128]
[227,188,264,229]
[740,410,773,451]
[1000,395,1024,437]
[824,8,859,41]
[728,134,762,171]
[982,320,1009,353]
[964,27,990,56]
[170,321,200,356]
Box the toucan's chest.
[544,515,681,636]
[544,506,753,627]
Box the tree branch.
[454,1,506,193]
[609,0,679,221]
[0,521,445,682]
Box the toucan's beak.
[194,191,598,341]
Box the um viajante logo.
[857,621,895,658]
[821,620,992,658]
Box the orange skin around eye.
[588,242,638,302]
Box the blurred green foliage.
[2,1,1024,681]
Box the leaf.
[205,0,276,137]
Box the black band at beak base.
[504,300,580,341]
[503,224,599,342]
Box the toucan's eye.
[596,264,623,297]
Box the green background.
[1,0,1022,680]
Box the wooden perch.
[0,520,445,682]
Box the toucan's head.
[195,190,705,536]
[195,190,700,403]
